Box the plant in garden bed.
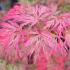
[0,3,70,70]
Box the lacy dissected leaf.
[22,4,58,26]
[46,12,70,33]
[24,28,61,63]
[0,3,70,68]
[0,19,27,63]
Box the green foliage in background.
[28,0,33,2]
[59,4,70,12]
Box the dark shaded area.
[0,26,3,29]
[27,52,35,64]
[16,21,24,26]
[65,43,70,52]
[60,37,65,42]
[10,0,18,7]
[0,6,2,10]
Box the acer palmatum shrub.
[0,3,70,70]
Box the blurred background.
[0,0,70,18]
